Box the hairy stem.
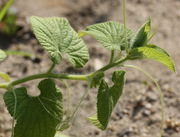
[0,56,128,89]
[122,0,126,26]
[8,73,88,88]
[98,56,128,72]
[109,50,115,64]
[123,64,165,137]
[70,84,90,124]
[122,0,128,51]
[62,80,72,117]
[47,63,56,73]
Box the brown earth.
[0,0,180,137]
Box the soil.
[0,0,180,137]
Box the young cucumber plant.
[0,14,175,137]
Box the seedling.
[0,1,175,137]
[0,0,18,35]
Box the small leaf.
[0,72,11,82]
[80,21,133,50]
[129,45,176,72]
[0,49,7,62]
[30,16,89,67]
[89,71,125,130]
[130,19,151,48]
[4,79,63,137]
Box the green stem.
[0,56,128,89]
[70,84,90,124]
[8,73,88,88]
[122,0,128,51]
[47,63,56,73]
[109,50,115,64]
[62,80,72,117]
[98,56,128,72]
[123,64,165,137]
[122,0,126,26]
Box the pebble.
[94,58,104,70]
[142,110,151,116]
[144,103,152,109]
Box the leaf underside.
[30,16,89,67]
[129,45,175,72]
[4,79,63,137]
[81,21,133,50]
[89,71,125,130]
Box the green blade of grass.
[0,0,14,21]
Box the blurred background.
[0,0,179,137]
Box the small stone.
[94,58,104,70]
[144,103,152,109]
[142,110,151,116]
[146,93,157,103]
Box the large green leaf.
[130,19,151,49]
[80,21,133,50]
[0,49,7,62]
[89,71,125,130]
[30,16,89,67]
[4,79,63,137]
[129,45,176,72]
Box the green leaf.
[30,16,89,67]
[111,71,126,106]
[80,21,133,50]
[0,49,7,62]
[129,45,176,72]
[147,44,170,56]
[0,72,11,82]
[96,80,112,130]
[89,71,125,130]
[0,0,14,21]
[4,79,63,137]
[130,19,151,48]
